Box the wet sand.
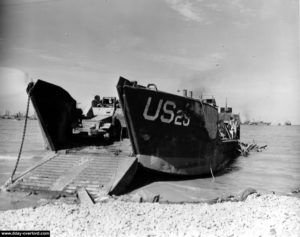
[0,193,299,237]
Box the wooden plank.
[16,184,50,190]
[75,172,115,177]
[26,174,64,179]
[29,170,68,176]
[77,187,94,206]
[22,178,56,184]
[36,164,75,168]
[29,169,67,173]
[19,178,55,184]
[23,181,55,185]
[108,157,138,195]
[25,175,59,180]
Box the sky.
[0,0,299,124]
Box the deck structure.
[7,140,137,202]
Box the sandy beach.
[0,193,299,237]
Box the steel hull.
[27,80,125,151]
[117,77,240,175]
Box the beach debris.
[77,187,95,206]
[239,141,267,156]
[152,195,160,203]
[118,190,161,203]
[93,189,110,203]
[95,196,110,203]
[215,195,237,203]
[238,188,258,201]
[37,199,52,206]
[212,188,259,204]
[129,192,144,203]
[94,190,111,203]
[0,178,13,192]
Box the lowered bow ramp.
[8,147,137,200]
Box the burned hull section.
[117,77,239,175]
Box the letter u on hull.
[143,97,163,121]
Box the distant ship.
[14,112,25,120]
[284,121,292,126]
[242,120,271,126]
[1,110,13,119]
[249,121,271,126]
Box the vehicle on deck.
[73,97,123,140]
[26,80,126,151]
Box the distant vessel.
[14,112,25,120]
[284,121,292,126]
[243,120,271,126]
[1,110,11,119]
[117,77,240,176]
[249,121,271,126]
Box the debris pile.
[239,141,267,157]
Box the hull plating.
[117,77,239,175]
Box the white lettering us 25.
[142,97,190,126]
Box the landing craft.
[25,78,240,178]
[19,79,136,196]
[117,77,240,176]
[26,80,126,151]
[7,78,242,199]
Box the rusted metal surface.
[8,140,137,200]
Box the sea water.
[135,124,300,201]
[0,119,299,202]
[0,119,51,185]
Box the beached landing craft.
[26,80,126,151]
[117,77,240,176]
[5,80,136,197]
[5,78,240,199]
